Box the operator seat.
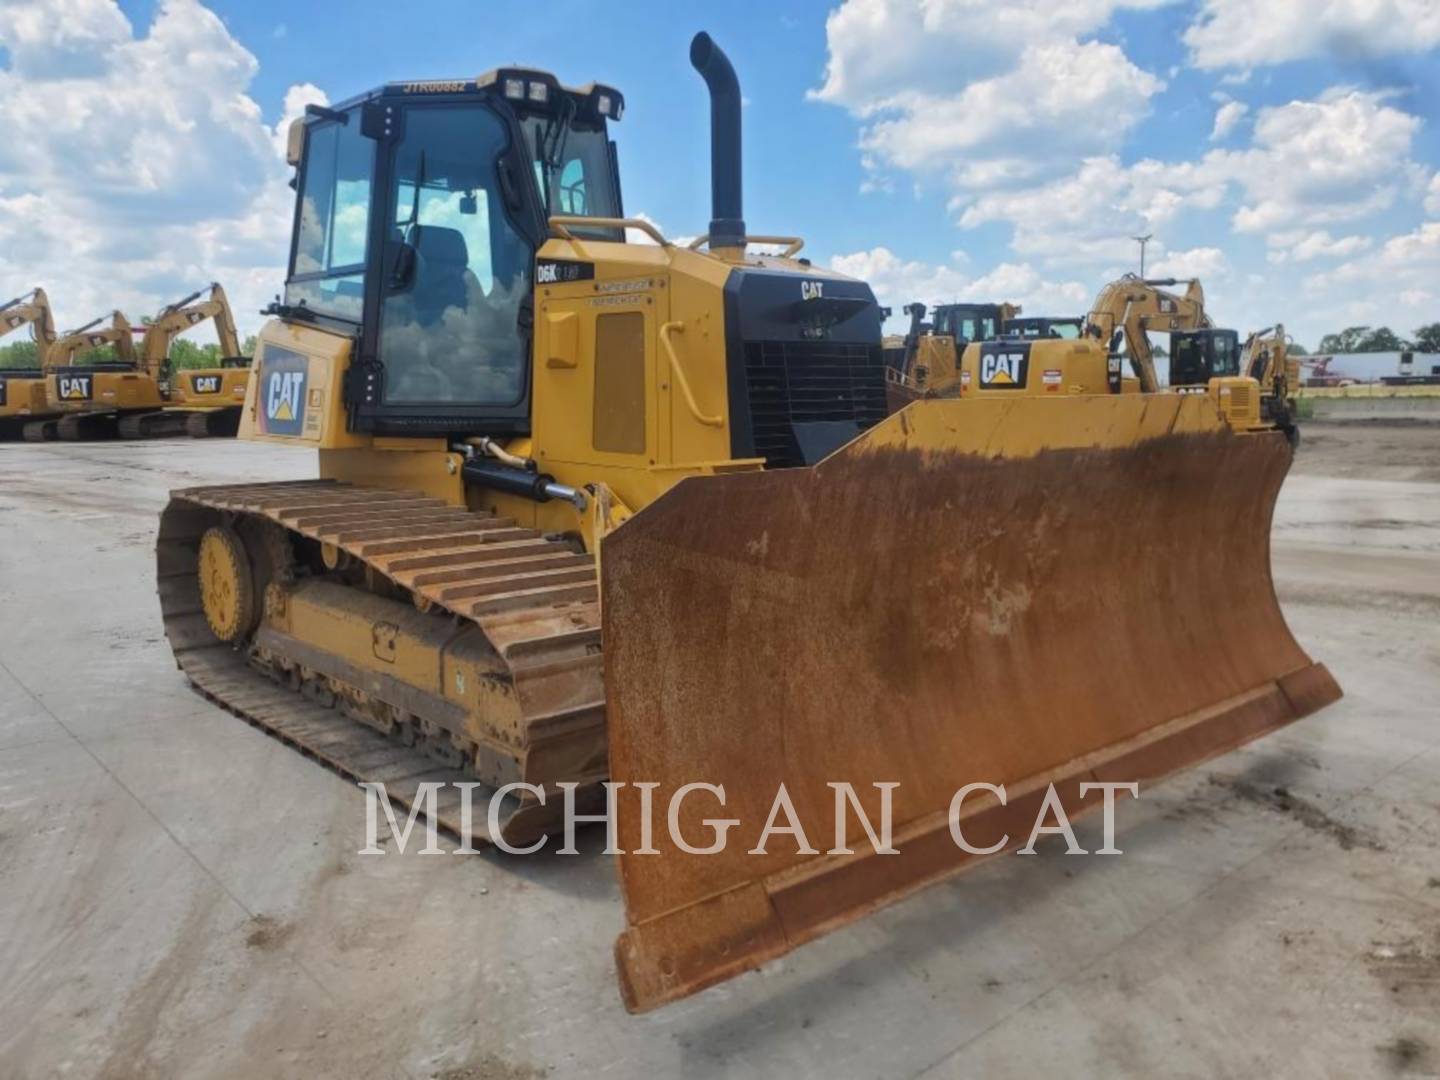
[411,225,475,325]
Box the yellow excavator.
[1241,323,1300,432]
[154,34,1339,1012]
[121,283,252,438]
[952,274,1293,436]
[0,287,59,438]
[34,309,160,440]
[26,311,154,441]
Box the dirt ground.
[1,420,1437,1079]
[1294,419,1440,483]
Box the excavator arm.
[49,311,136,368]
[1085,275,1210,392]
[139,283,242,381]
[0,287,58,366]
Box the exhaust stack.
[689,32,746,249]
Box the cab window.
[286,113,373,321]
[378,104,533,407]
[522,115,621,239]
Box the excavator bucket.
[603,393,1340,1012]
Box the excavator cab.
[1170,328,1241,387]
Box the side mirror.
[460,192,478,215]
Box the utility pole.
[1132,234,1153,278]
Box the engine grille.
[743,340,889,468]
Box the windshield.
[521,115,622,240]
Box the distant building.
[1296,350,1440,386]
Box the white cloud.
[0,0,314,336]
[956,155,1224,266]
[1147,246,1230,280]
[1427,173,1440,216]
[856,40,1163,181]
[814,1,1168,191]
[829,246,1089,331]
[1223,89,1422,234]
[812,0,1170,108]
[1185,0,1440,69]
[1209,98,1247,140]
[0,0,131,78]
[1265,230,1373,263]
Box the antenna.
[1132,234,1153,277]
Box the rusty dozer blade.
[603,393,1341,1012]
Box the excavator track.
[157,480,607,847]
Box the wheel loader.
[121,282,252,438]
[155,33,1340,1013]
[0,287,59,438]
[25,310,156,441]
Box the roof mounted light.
[597,93,613,116]
[528,80,549,103]
[503,77,525,100]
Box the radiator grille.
[743,340,889,468]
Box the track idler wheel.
[198,525,259,643]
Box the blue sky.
[2,0,1439,351]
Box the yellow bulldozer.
[155,33,1339,1012]
[0,287,59,438]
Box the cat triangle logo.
[989,367,1015,384]
[273,395,295,421]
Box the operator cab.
[280,69,625,435]
[931,303,1008,350]
[1169,329,1241,388]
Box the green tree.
[1356,326,1410,352]
[1318,326,1370,353]
[168,338,223,370]
[1316,325,1412,352]
[0,339,40,368]
[1413,323,1440,352]
[1286,342,1308,356]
